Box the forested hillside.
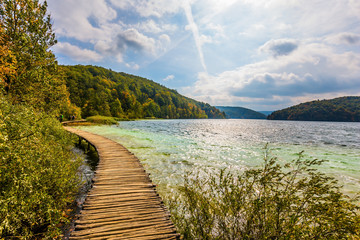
[62,65,225,119]
[267,96,360,122]
[216,106,266,119]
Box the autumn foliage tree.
[1,1,82,238]
[0,27,16,86]
[0,0,71,113]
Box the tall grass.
[167,147,360,239]
[86,115,119,125]
[85,115,130,125]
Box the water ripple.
[78,119,360,195]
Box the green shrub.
[0,96,82,239]
[86,115,120,125]
[168,147,360,239]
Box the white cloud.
[242,0,300,8]
[92,28,159,60]
[134,20,178,34]
[48,0,117,42]
[48,0,175,65]
[125,62,140,70]
[116,28,157,55]
[136,20,163,34]
[183,39,360,109]
[349,0,360,15]
[200,34,213,44]
[53,42,103,62]
[293,1,360,37]
[232,0,360,41]
[158,34,171,51]
[163,75,175,81]
[196,0,240,24]
[108,0,131,9]
[94,40,124,63]
[325,32,360,45]
[109,0,184,18]
[159,34,171,44]
[94,40,113,54]
[259,39,299,57]
[205,23,225,40]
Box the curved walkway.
[64,127,179,240]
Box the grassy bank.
[86,115,130,125]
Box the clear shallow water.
[77,119,360,195]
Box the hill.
[216,106,266,119]
[61,65,225,119]
[267,96,360,122]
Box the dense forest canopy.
[61,65,225,119]
[267,96,360,122]
[216,106,266,119]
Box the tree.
[0,2,83,237]
[0,0,69,113]
[0,26,16,91]
[110,98,124,118]
[143,98,160,118]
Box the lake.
[77,119,360,196]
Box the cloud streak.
[183,0,207,72]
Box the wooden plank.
[64,127,179,239]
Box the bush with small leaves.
[168,147,360,239]
[0,96,82,238]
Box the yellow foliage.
[100,78,113,88]
[0,27,17,89]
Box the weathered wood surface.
[64,127,179,240]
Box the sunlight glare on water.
[78,119,360,195]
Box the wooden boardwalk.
[64,127,179,240]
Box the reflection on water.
[77,119,360,195]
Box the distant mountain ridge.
[216,106,266,119]
[267,96,360,122]
[258,111,273,116]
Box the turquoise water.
[77,119,360,195]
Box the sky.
[47,0,360,111]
